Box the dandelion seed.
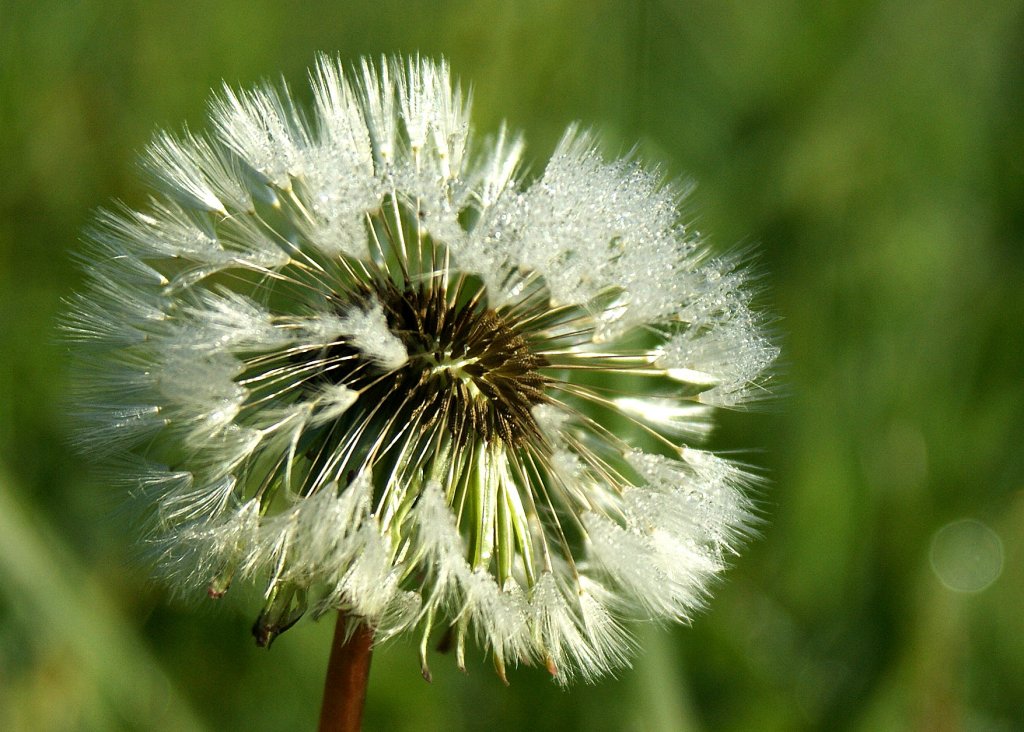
[67,54,777,685]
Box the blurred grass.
[2,0,1023,729]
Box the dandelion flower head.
[67,55,777,683]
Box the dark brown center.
[321,277,549,447]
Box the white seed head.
[66,54,776,683]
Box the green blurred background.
[2,1,1022,729]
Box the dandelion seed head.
[67,54,776,682]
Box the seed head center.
[327,277,550,446]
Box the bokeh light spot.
[929,519,1003,593]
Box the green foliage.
[2,1,1022,729]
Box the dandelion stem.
[318,613,374,732]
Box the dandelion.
[67,54,776,723]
